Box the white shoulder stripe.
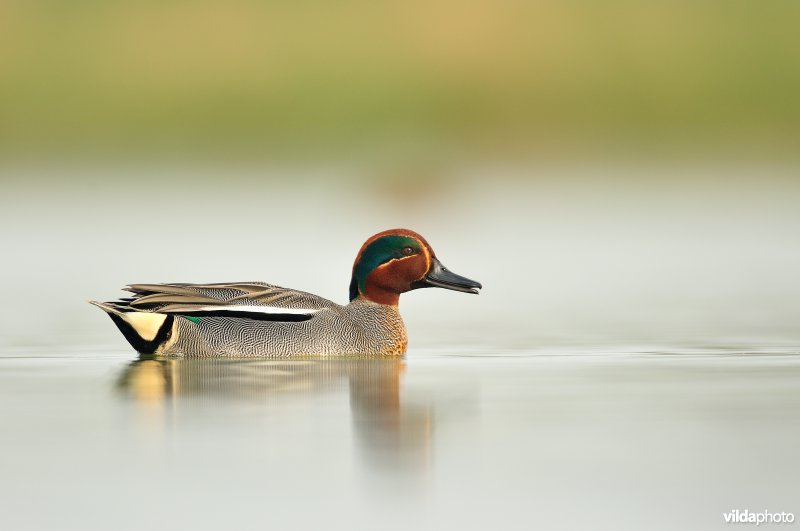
[192,305,318,315]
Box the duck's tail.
[89,300,174,354]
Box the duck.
[90,228,481,357]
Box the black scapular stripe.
[176,310,314,322]
[108,313,174,354]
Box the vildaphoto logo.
[723,510,795,525]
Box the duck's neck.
[356,289,399,307]
[349,274,402,306]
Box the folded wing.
[105,282,338,322]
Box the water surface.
[1,342,798,531]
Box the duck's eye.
[401,246,414,256]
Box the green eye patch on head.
[349,235,422,300]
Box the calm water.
[2,165,799,529]
[1,342,798,531]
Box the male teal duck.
[90,229,481,357]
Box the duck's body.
[92,283,407,357]
[91,229,480,357]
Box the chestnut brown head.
[349,229,481,306]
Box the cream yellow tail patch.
[122,312,168,342]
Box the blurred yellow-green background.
[2,1,799,346]
[2,0,799,161]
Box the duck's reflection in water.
[116,356,431,471]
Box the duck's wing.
[106,282,338,321]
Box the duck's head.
[349,228,482,306]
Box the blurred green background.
[2,1,799,347]
[2,0,799,161]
